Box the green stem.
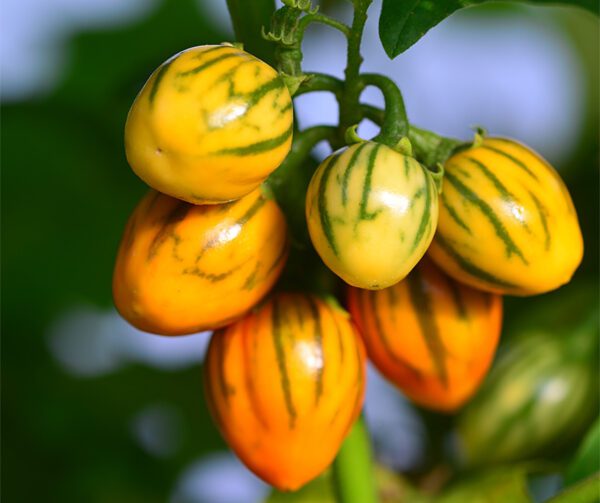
[360,104,461,169]
[359,73,408,147]
[298,12,351,38]
[360,103,384,125]
[295,73,344,98]
[268,125,337,191]
[407,125,463,168]
[267,125,337,243]
[332,416,379,503]
[338,0,372,136]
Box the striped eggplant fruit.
[457,320,599,466]
[125,44,293,204]
[429,137,583,296]
[306,141,438,290]
[348,258,502,412]
[112,187,288,335]
[204,293,366,490]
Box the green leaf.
[437,465,534,503]
[378,0,599,59]
[564,417,600,487]
[547,474,600,503]
[226,0,276,64]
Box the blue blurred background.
[2,0,598,501]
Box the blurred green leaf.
[226,0,276,64]
[547,473,600,503]
[435,465,534,503]
[2,0,228,501]
[564,417,600,487]
[379,0,599,58]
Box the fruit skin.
[204,293,366,490]
[125,44,293,204]
[112,187,288,335]
[428,137,583,296]
[457,323,599,465]
[347,258,502,412]
[306,141,438,290]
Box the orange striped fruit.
[429,137,583,295]
[204,293,366,490]
[347,258,502,412]
[113,187,288,335]
[125,44,293,204]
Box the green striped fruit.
[457,318,599,465]
[429,137,583,296]
[305,141,438,290]
[125,44,293,204]
[204,293,366,490]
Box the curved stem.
[298,12,351,38]
[268,124,337,245]
[332,416,379,503]
[360,103,384,125]
[360,104,463,168]
[359,73,408,147]
[295,73,344,98]
[269,125,337,189]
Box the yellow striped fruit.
[113,187,288,335]
[204,293,366,490]
[125,44,293,204]
[429,137,583,296]
[306,141,438,290]
[348,258,502,412]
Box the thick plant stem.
[360,73,408,147]
[338,0,372,136]
[332,417,379,503]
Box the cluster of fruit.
[113,43,583,490]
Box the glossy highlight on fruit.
[204,293,366,490]
[306,141,438,290]
[429,137,583,296]
[125,44,293,204]
[113,188,288,335]
[348,258,502,411]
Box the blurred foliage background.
[2,0,598,501]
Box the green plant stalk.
[332,416,379,503]
[360,73,407,147]
[361,103,461,169]
[338,0,372,136]
[296,73,344,98]
[298,12,351,38]
[407,125,464,168]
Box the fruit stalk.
[332,416,379,503]
[338,0,373,138]
[359,73,408,147]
